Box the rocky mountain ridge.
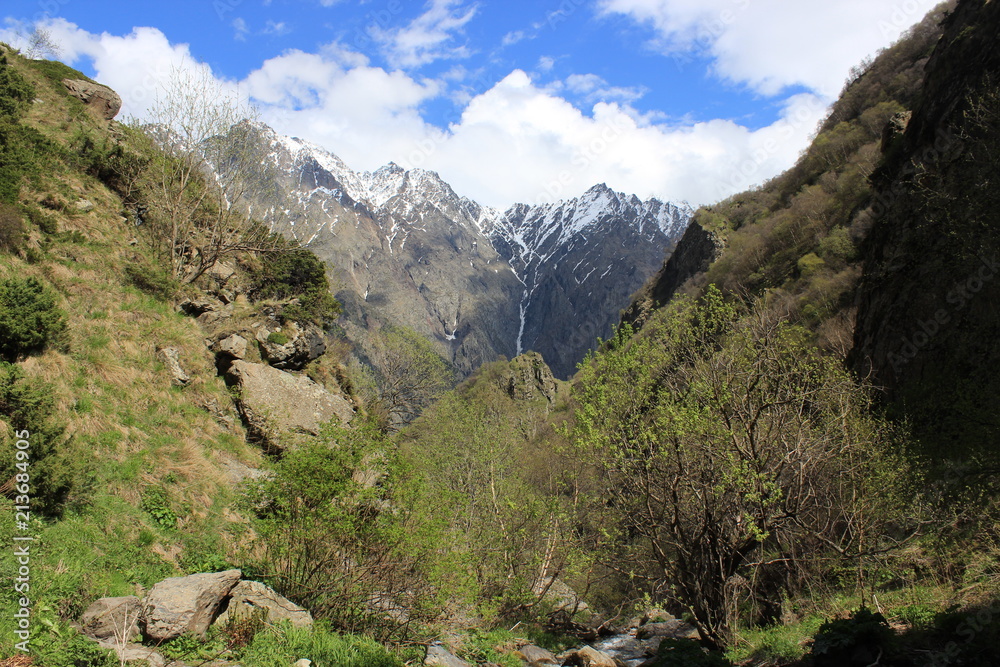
[250,123,692,377]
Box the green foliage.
[810,608,894,666]
[250,246,342,325]
[31,623,117,667]
[240,419,444,637]
[797,252,826,278]
[571,287,910,647]
[159,630,227,662]
[0,53,35,120]
[0,276,68,361]
[239,623,403,667]
[140,486,177,529]
[400,357,578,618]
[266,331,289,345]
[459,630,521,667]
[0,362,88,517]
[650,639,732,667]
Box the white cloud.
[263,20,291,37]
[597,0,941,99]
[370,0,478,69]
[415,71,828,207]
[11,19,830,209]
[564,73,647,105]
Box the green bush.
[0,362,86,518]
[0,276,68,361]
[0,53,34,120]
[250,247,341,324]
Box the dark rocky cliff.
[852,0,1000,457]
[620,218,722,330]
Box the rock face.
[62,78,122,120]
[226,360,354,450]
[498,352,558,403]
[621,218,722,330]
[80,596,142,641]
[214,580,313,628]
[231,123,690,379]
[852,0,1000,455]
[142,569,242,641]
[487,185,690,378]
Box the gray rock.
[636,619,697,640]
[256,322,327,370]
[143,569,242,641]
[61,78,122,120]
[215,580,313,628]
[515,644,558,667]
[215,334,249,360]
[179,297,223,317]
[294,660,312,667]
[156,347,190,386]
[226,360,354,451]
[80,596,142,641]
[424,644,470,667]
[74,199,95,213]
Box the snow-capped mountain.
[247,123,692,377]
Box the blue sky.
[1,0,941,208]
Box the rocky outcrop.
[80,596,142,641]
[214,334,248,361]
[142,569,241,641]
[621,219,721,330]
[226,360,354,450]
[255,321,327,370]
[498,352,558,403]
[61,78,122,120]
[852,0,1000,455]
[214,580,313,628]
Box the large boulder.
[226,360,354,450]
[80,596,142,641]
[61,78,122,120]
[516,644,559,667]
[142,569,241,641]
[214,580,313,628]
[424,644,470,667]
[255,322,327,370]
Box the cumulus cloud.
[597,0,941,98]
[370,0,478,69]
[5,18,829,208]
